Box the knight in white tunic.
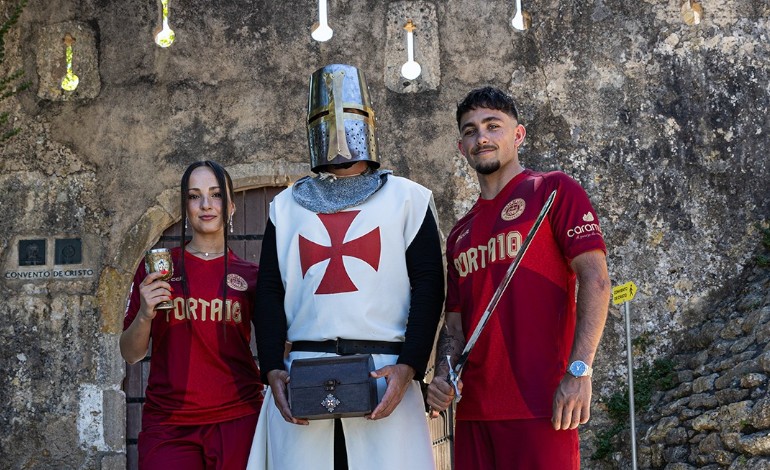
[247,64,444,470]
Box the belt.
[291,339,403,356]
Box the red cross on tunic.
[299,210,381,295]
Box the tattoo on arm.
[435,324,465,377]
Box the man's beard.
[475,160,501,175]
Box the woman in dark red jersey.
[121,161,263,470]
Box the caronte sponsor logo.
[582,212,595,222]
[568,219,603,238]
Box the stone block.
[751,397,770,429]
[666,427,689,445]
[689,393,719,409]
[689,350,709,369]
[698,433,724,453]
[677,370,695,383]
[693,373,719,393]
[36,22,100,100]
[716,388,750,406]
[663,445,688,463]
[730,337,757,354]
[647,416,681,443]
[662,397,690,416]
[759,351,770,373]
[720,319,745,340]
[102,389,126,450]
[680,408,702,419]
[100,454,126,470]
[384,2,440,93]
[739,431,770,456]
[713,449,737,466]
[719,401,754,430]
[756,322,770,345]
[664,463,696,469]
[692,411,720,432]
[715,360,763,389]
[97,334,125,385]
[742,373,768,389]
[743,457,770,469]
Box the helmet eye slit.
[309,110,329,124]
[343,108,369,118]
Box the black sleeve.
[396,206,445,381]
[253,220,288,378]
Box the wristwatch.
[567,360,593,378]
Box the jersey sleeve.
[547,173,607,262]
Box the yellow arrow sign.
[612,281,638,305]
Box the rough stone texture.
[1,0,769,468]
[384,1,441,93]
[636,263,770,468]
[37,21,100,100]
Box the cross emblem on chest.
[299,210,381,294]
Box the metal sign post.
[613,281,638,470]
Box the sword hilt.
[446,355,462,402]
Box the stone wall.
[1,0,769,468]
[637,260,770,469]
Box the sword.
[449,189,557,401]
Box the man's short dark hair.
[456,86,520,130]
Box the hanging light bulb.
[154,0,176,47]
[60,34,79,91]
[311,0,333,42]
[510,0,532,31]
[400,19,422,80]
[681,0,703,25]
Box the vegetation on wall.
[0,0,29,144]
[756,223,770,268]
[592,358,677,461]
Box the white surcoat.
[247,175,436,470]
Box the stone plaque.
[18,239,46,266]
[55,238,82,265]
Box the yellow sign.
[612,281,638,305]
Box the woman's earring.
[229,214,234,233]
[184,217,188,230]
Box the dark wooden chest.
[289,354,378,420]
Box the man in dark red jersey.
[426,86,611,469]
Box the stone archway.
[95,167,303,467]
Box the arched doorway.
[122,185,284,469]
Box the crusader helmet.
[307,64,380,173]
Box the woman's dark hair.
[456,86,520,130]
[178,160,235,326]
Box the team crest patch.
[501,198,526,221]
[227,274,248,291]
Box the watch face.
[570,361,587,376]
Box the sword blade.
[454,189,557,378]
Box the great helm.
[307,64,380,173]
